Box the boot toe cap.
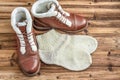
[75,15,88,30]
[20,57,40,75]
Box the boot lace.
[16,23,37,54]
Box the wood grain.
[0,0,120,80]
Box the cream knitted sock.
[37,29,98,54]
[36,29,98,71]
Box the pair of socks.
[36,29,98,71]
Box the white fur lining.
[17,21,27,26]
[31,0,60,18]
[11,7,37,54]
[33,0,70,16]
[11,7,32,34]
[31,0,72,27]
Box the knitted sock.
[37,29,98,54]
[36,29,98,71]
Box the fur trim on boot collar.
[11,7,32,34]
[31,0,60,18]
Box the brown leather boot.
[31,0,88,33]
[11,7,41,76]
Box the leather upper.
[34,13,87,31]
[16,27,40,74]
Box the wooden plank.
[0,0,119,80]
[60,1,120,8]
[0,25,119,36]
[0,0,119,3]
[0,34,119,50]
[0,13,119,20]
[0,20,120,33]
[0,2,31,6]
[0,6,119,13]
[0,13,93,19]
[96,0,120,2]
[0,36,118,50]
[0,2,119,9]
[0,66,119,80]
[0,0,35,2]
[66,8,120,20]
[60,0,120,2]
[0,7,119,20]
[1,19,119,28]
[89,20,120,27]
[0,49,120,67]
[0,50,120,68]
[0,6,30,13]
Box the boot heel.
[33,21,51,31]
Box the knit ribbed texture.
[36,29,98,71]
[37,30,67,52]
[37,30,98,54]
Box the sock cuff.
[36,29,68,52]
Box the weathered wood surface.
[0,0,120,80]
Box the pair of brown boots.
[11,0,88,76]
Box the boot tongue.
[47,2,57,12]
[17,21,27,27]
[17,21,27,33]
[47,2,70,17]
